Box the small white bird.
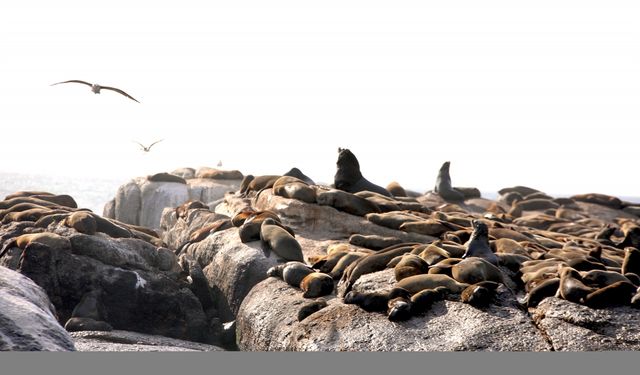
[217,160,223,167]
[134,139,163,152]
[51,80,140,103]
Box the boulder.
[0,265,76,351]
[71,330,224,351]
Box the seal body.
[334,148,391,197]
[433,161,465,202]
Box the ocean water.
[0,172,127,215]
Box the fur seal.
[386,181,408,197]
[64,211,97,235]
[583,280,637,308]
[4,191,54,200]
[238,211,286,243]
[622,247,640,276]
[283,167,315,185]
[460,281,500,307]
[348,234,402,250]
[267,261,315,288]
[556,266,595,303]
[328,251,368,280]
[231,207,257,227]
[394,253,430,281]
[334,148,391,197]
[498,186,540,197]
[525,277,560,308]
[353,191,401,212]
[175,200,209,220]
[451,257,504,285]
[0,232,71,259]
[365,211,423,230]
[239,174,280,196]
[399,219,454,237]
[462,220,499,266]
[419,244,452,266]
[147,172,187,184]
[297,298,328,321]
[2,207,69,224]
[260,218,304,262]
[271,176,316,203]
[387,288,414,322]
[396,274,470,295]
[433,161,465,202]
[300,272,334,298]
[343,290,390,312]
[570,193,622,209]
[196,168,243,180]
[340,243,420,295]
[316,189,381,216]
[177,219,233,254]
[64,290,112,332]
[513,199,559,212]
[409,287,448,314]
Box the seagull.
[134,139,163,152]
[217,160,223,167]
[51,80,140,103]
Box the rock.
[1,265,76,351]
[140,180,190,229]
[71,330,224,351]
[236,276,551,351]
[171,167,196,180]
[532,297,640,351]
[115,179,142,225]
[102,198,115,219]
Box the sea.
[1,171,638,216]
[0,172,128,215]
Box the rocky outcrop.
[104,171,242,230]
[71,330,224,352]
[1,265,76,351]
[0,199,225,346]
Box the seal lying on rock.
[334,148,391,197]
[260,218,304,262]
[267,261,315,288]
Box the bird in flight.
[51,80,140,103]
[134,139,163,152]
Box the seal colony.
[4,147,640,351]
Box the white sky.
[1,0,640,196]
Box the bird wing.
[148,139,164,149]
[101,86,140,103]
[132,140,147,150]
[50,80,93,87]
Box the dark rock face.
[0,211,223,346]
[1,265,76,351]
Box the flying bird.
[134,139,163,152]
[51,80,140,103]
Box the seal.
[556,266,595,303]
[462,220,499,266]
[340,243,420,296]
[460,281,500,307]
[297,298,328,321]
[271,176,317,203]
[2,207,70,224]
[343,290,390,312]
[300,272,334,298]
[433,161,465,202]
[316,189,381,217]
[418,244,452,266]
[525,277,560,308]
[64,290,113,332]
[283,167,315,185]
[328,251,368,280]
[0,232,71,259]
[396,274,470,295]
[386,181,407,197]
[4,191,54,200]
[238,211,286,243]
[622,247,640,276]
[451,257,504,285]
[583,280,637,308]
[427,258,462,277]
[354,191,401,212]
[399,219,456,237]
[175,200,209,220]
[239,175,280,196]
[394,253,430,281]
[177,219,233,254]
[409,287,448,314]
[312,249,349,272]
[348,234,402,250]
[196,168,244,180]
[267,261,315,288]
[260,218,304,262]
[231,207,258,227]
[64,211,97,235]
[365,211,424,230]
[387,288,414,321]
[334,148,391,197]
[498,186,541,197]
[147,172,187,184]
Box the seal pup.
[462,220,499,266]
[300,272,334,298]
[433,161,465,202]
[267,261,315,288]
[583,281,637,309]
[460,281,500,308]
[387,288,414,322]
[333,148,391,197]
[556,266,595,303]
[410,287,448,314]
[51,80,140,102]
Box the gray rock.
[0,265,76,351]
[102,198,115,219]
[532,297,640,351]
[140,180,190,229]
[115,179,142,225]
[171,167,196,180]
[71,330,224,351]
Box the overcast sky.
[1,1,639,196]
